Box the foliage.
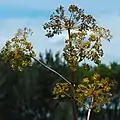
[0,51,67,120]
[0,51,120,120]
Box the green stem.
[68,28,78,120]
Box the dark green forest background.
[0,50,120,120]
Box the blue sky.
[0,0,120,64]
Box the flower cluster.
[53,73,114,111]
[1,28,36,71]
[43,5,112,71]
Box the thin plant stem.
[32,57,71,85]
[86,97,94,120]
[87,108,92,120]
[67,28,78,120]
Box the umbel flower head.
[43,5,96,37]
[53,73,114,112]
[43,5,112,71]
[75,73,114,112]
[1,27,36,71]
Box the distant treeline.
[0,50,120,120]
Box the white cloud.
[0,17,65,56]
[0,12,120,64]
[95,13,120,63]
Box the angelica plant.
[44,5,113,120]
[1,4,114,120]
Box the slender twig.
[32,57,71,85]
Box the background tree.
[0,50,70,120]
[0,51,120,120]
